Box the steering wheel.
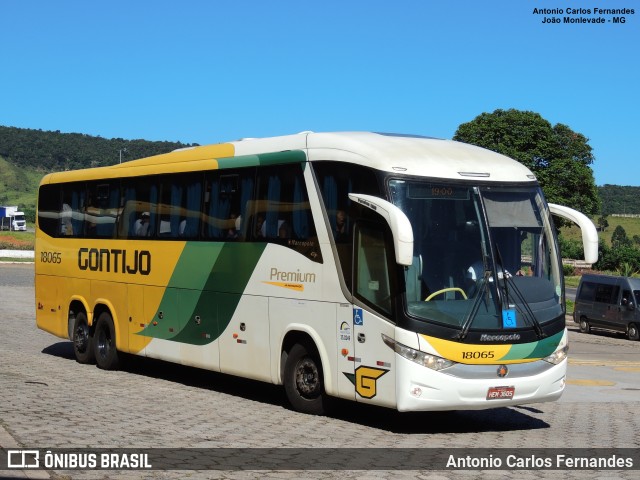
[425,287,468,301]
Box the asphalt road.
[1,263,639,480]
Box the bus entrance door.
[350,221,397,408]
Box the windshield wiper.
[494,245,545,340]
[456,275,488,340]
[456,250,495,340]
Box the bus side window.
[120,179,156,238]
[204,170,255,241]
[254,164,321,262]
[61,183,85,237]
[38,184,62,237]
[84,182,119,238]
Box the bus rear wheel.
[72,312,94,364]
[93,312,120,370]
[284,343,326,415]
[628,323,639,341]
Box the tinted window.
[37,184,61,237]
[58,183,86,237]
[578,281,596,302]
[85,182,120,238]
[157,174,202,239]
[37,164,318,262]
[253,164,321,262]
[595,283,619,304]
[578,280,621,304]
[204,168,255,241]
[313,162,381,287]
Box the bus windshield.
[389,180,563,333]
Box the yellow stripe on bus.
[421,334,519,365]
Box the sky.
[1,0,638,186]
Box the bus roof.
[233,131,536,183]
[40,131,537,185]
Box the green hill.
[0,156,43,220]
[598,185,640,215]
[0,125,196,221]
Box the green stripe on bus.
[526,330,564,359]
[139,242,266,345]
[501,330,563,361]
[216,150,306,169]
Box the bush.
[558,236,585,260]
[595,241,640,272]
[563,264,576,276]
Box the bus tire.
[579,317,590,334]
[628,323,639,341]
[284,343,326,415]
[72,312,94,364]
[93,312,120,370]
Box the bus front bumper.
[395,355,566,412]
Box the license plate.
[486,386,515,400]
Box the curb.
[0,250,34,259]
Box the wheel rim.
[630,326,638,339]
[96,325,111,359]
[74,323,89,353]
[295,357,320,398]
[581,320,588,331]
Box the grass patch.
[561,216,640,247]
[565,299,574,315]
[564,276,581,288]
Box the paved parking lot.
[1,264,639,479]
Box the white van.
[574,274,640,340]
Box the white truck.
[0,206,27,231]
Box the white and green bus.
[35,132,598,414]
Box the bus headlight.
[382,334,455,371]
[542,343,568,365]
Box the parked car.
[573,274,640,340]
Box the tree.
[611,225,632,249]
[597,215,609,232]
[453,109,600,215]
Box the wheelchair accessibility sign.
[353,308,363,326]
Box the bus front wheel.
[72,312,94,364]
[93,312,120,370]
[284,343,326,415]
